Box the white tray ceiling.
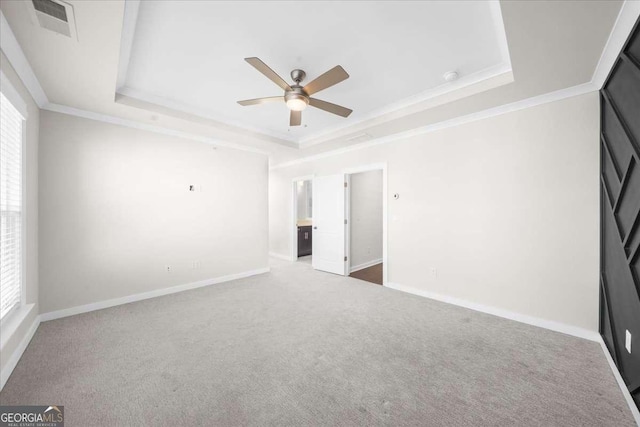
[119,1,511,143]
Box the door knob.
[313,226,317,229]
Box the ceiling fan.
[237,57,353,127]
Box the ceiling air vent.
[27,0,78,40]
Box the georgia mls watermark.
[0,406,64,427]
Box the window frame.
[0,70,28,325]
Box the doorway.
[293,165,387,284]
[346,169,384,285]
[293,177,313,263]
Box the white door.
[312,174,346,275]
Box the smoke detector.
[444,71,459,82]
[26,0,78,40]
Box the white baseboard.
[0,315,41,391]
[269,252,293,261]
[384,282,600,342]
[385,281,639,421]
[350,258,383,274]
[41,267,270,322]
[598,336,640,424]
[3,273,638,422]
[2,267,270,391]
[0,304,36,351]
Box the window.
[0,91,24,320]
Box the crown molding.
[112,0,513,148]
[0,10,48,107]
[270,82,597,170]
[0,70,29,118]
[43,102,269,156]
[296,0,511,146]
[270,0,640,170]
[116,87,299,147]
[114,0,298,145]
[296,0,509,147]
[1,5,267,157]
[297,63,513,148]
[117,63,512,149]
[591,0,640,89]
[115,0,140,92]
[3,1,638,163]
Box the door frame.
[291,175,315,261]
[343,163,388,285]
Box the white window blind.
[0,92,24,320]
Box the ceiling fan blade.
[237,96,283,106]
[309,98,352,117]
[245,57,291,91]
[303,66,349,96]
[290,110,301,126]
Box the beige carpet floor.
[0,258,634,426]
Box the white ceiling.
[0,0,625,164]
[120,1,511,143]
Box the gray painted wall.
[38,111,269,314]
[350,170,383,270]
[270,92,599,331]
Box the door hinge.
[344,219,348,225]
[344,182,348,188]
[344,256,348,262]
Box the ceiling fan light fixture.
[238,58,352,125]
[285,94,309,111]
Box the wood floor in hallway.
[349,263,383,285]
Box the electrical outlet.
[430,268,438,278]
[166,265,171,273]
[626,330,632,354]
[191,261,201,270]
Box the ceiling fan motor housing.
[285,85,309,110]
[291,69,306,84]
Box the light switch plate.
[626,330,632,354]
